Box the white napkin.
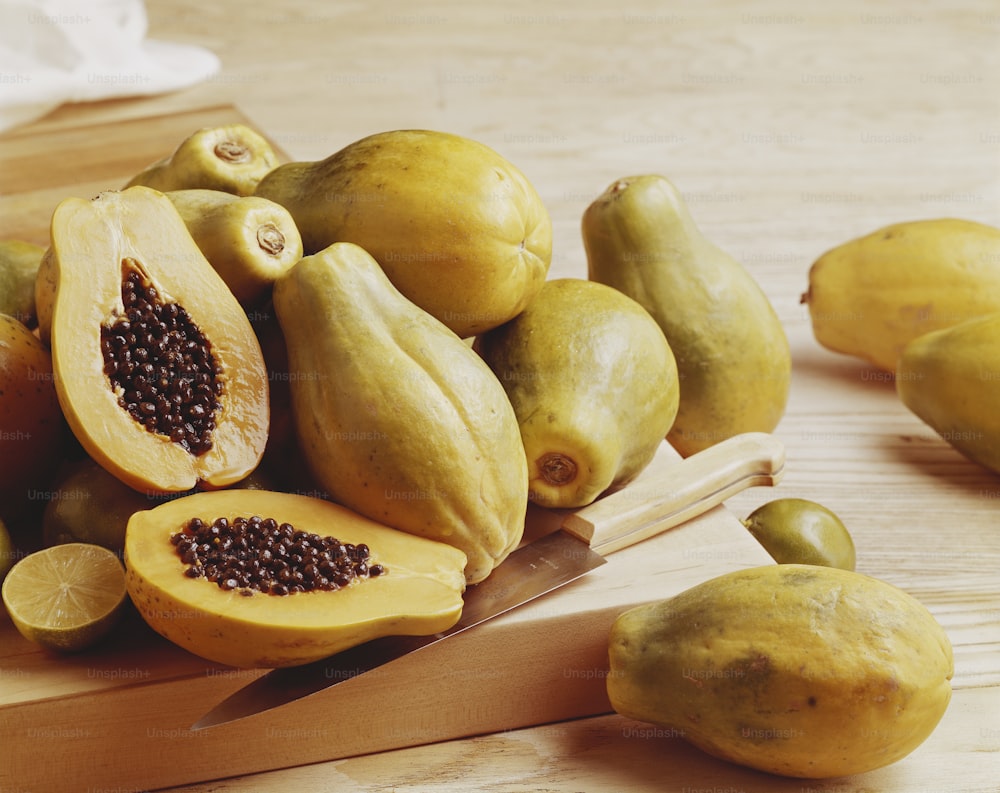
[0,0,220,133]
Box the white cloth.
[0,0,219,133]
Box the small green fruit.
[742,497,855,570]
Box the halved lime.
[1,542,127,652]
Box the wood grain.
[1,0,998,790]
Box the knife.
[191,431,785,730]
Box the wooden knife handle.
[560,432,785,556]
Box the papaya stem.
[537,452,577,486]
[257,224,286,255]
[214,140,252,163]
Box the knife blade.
[191,431,785,730]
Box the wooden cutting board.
[0,106,776,793]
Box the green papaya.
[896,312,1000,474]
[582,174,791,456]
[477,278,679,508]
[272,241,528,584]
[256,129,552,338]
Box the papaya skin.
[165,189,304,308]
[124,123,280,196]
[255,129,552,338]
[803,218,1000,372]
[124,489,467,668]
[477,278,679,508]
[272,241,528,585]
[608,564,954,779]
[0,240,45,328]
[896,312,1000,474]
[582,174,791,457]
[0,313,67,503]
[46,187,270,494]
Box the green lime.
[742,498,856,570]
[1,542,127,652]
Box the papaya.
[41,457,176,555]
[582,174,790,457]
[255,129,552,338]
[477,278,679,508]
[44,186,269,494]
[607,564,953,778]
[125,123,279,196]
[164,189,303,308]
[802,218,1000,372]
[0,240,44,328]
[896,311,1000,474]
[0,313,67,506]
[272,241,528,584]
[124,489,467,668]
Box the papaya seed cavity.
[170,514,386,596]
[100,262,224,456]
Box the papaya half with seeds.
[45,186,269,494]
[124,489,467,668]
[477,278,679,508]
[273,241,528,585]
[125,123,280,196]
[255,128,552,338]
[165,189,303,308]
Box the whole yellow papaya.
[477,278,679,508]
[896,311,1000,474]
[165,189,303,308]
[125,123,279,196]
[272,241,528,585]
[607,564,953,779]
[255,129,552,338]
[803,218,1000,372]
[582,174,790,456]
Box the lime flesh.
[1,542,127,652]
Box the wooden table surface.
[3,1,999,791]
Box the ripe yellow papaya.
[125,123,279,196]
[896,311,1000,474]
[272,241,528,584]
[582,174,790,456]
[607,564,953,778]
[165,189,303,308]
[802,218,1000,372]
[477,278,679,508]
[256,129,552,338]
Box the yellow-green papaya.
[582,174,790,456]
[803,218,1000,372]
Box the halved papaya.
[124,489,467,668]
[46,186,269,493]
